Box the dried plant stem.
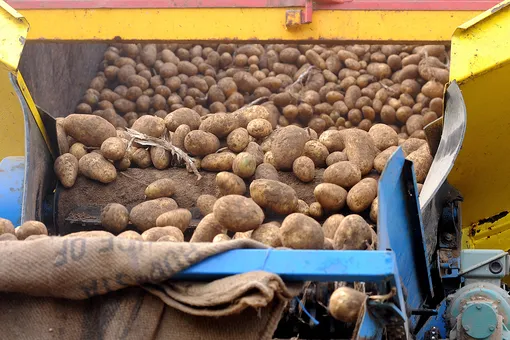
[125,128,202,180]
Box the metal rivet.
[489,325,496,332]
[476,305,482,310]
[464,325,470,331]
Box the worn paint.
[5,0,500,10]
[16,8,481,42]
[449,0,510,252]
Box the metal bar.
[16,9,481,42]
[5,0,500,10]
[173,249,396,282]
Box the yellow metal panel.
[448,0,510,249]
[19,8,480,42]
[0,1,29,159]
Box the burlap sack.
[0,237,303,339]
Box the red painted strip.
[5,0,500,11]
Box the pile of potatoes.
[47,43,445,250]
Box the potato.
[142,226,184,242]
[232,152,256,179]
[196,195,217,217]
[200,113,239,138]
[244,142,264,166]
[347,178,378,213]
[131,115,165,137]
[250,179,298,215]
[216,171,246,196]
[130,147,152,168]
[56,118,70,155]
[0,233,17,241]
[292,156,315,183]
[251,222,282,247]
[54,153,79,188]
[319,130,344,153]
[333,214,373,250]
[15,221,48,240]
[190,213,225,242]
[374,146,398,173]
[64,114,116,147]
[295,199,309,216]
[114,99,137,114]
[130,198,178,232]
[184,130,220,156]
[156,208,192,232]
[303,140,329,168]
[401,138,427,156]
[366,63,391,79]
[64,231,113,238]
[201,152,236,172]
[165,108,201,131]
[227,128,250,152]
[323,161,361,188]
[271,125,309,170]
[117,230,143,240]
[101,203,129,234]
[255,163,279,181]
[370,197,378,223]
[148,146,169,170]
[322,214,344,239]
[213,195,264,232]
[329,287,366,323]
[247,118,272,138]
[100,137,126,161]
[141,44,157,66]
[341,129,379,175]
[0,218,15,235]
[259,77,283,92]
[326,151,348,166]
[170,125,189,152]
[314,183,347,212]
[279,213,324,249]
[145,178,176,199]
[368,124,398,151]
[406,114,425,136]
[406,144,433,183]
[156,235,179,242]
[213,234,231,243]
[79,153,117,183]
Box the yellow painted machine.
[3,0,510,338]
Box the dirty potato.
[131,115,165,137]
[250,179,298,215]
[190,213,225,242]
[319,130,344,153]
[216,171,246,196]
[292,156,315,183]
[326,151,348,166]
[340,129,379,175]
[142,226,184,242]
[0,218,15,235]
[130,198,178,232]
[63,114,116,147]
[165,108,201,131]
[333,214,373,250]
[15,221,48,240]
[213,234,231,243]
[346,178,378,213]
[117,230,143,240]
[374,146,398,173]
[406,144,432,183]
[101,137,127,161]
[156,208,192,232]
[201,152,236,172]
[329,286,366,323]
[54,153,79,188]
[213,195,264,232]
[279,213,324,249]
[227,128,250,153]
[303,140,329,168]
[79,152,117,183]
[247,118,272,138]
[101,203,129,233]
[255,163,279,181]
[323,161,361,188]
[232,152,256,179]
[197,194,217,216]
[368,124,398,151]
[251,222,282,247]
[145,178,176,199]
[69,142,88,160]
[314,183,347,212]
[322,214,344,239]
[184,130,220,156]
[271,125,309,170]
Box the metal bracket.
[285,0,351,27]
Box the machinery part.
[447,0,510,251]
[5,0,497,42]
[0,157,24,226]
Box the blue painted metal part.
[357,302,384,339]
[416,300,448,339]
[461,302,497,339]
[378,147,433,329]
[0,156,24,226]
[174,249,396,281]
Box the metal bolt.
[464,325,470,332]
[476,305,482,310]
[444,233,453,242]
[489,325,495,332]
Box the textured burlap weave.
[0,237,302,340]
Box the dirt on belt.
[57,167,324,233]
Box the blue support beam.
[174,249,397,282]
